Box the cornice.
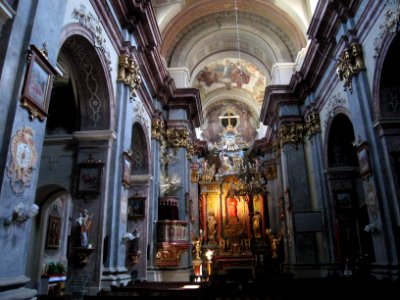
[261,85,298,127]
[262,0,361,110]
[252,137,271,155]
[112,0,161,49]
[169,88,203,128]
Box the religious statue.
[192,230,203,260]
[76,209,93,248]
[207,212,217,240]
[219,238,226,253]
[252,212,262,239]
[266,228,282,260]
[227,194,238,223]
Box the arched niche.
[375,33,400,120]
[28,186,73,293]
[54,35,112,130]
[325,113,375,269]
[327,113,358,168]
[131,122,150,176]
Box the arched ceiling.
[152,0,316,149]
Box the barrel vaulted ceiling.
[152,0,317,147]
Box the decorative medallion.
[7,127,37,195]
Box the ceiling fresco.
[152,0,317,149]
[194,58,267,104]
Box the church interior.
[1,0,400,299]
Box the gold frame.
[45,216,61,249]
[20,44,57,121]
[128,195,145,219]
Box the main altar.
[197,151,270,278]
[192,114,282,280]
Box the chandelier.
[232,157,268,200]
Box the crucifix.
[220,111,239,129]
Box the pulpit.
[155,220,190,267]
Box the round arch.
[56,23,114,131]
[324,112,375,269]
[28,186,73,292]
[131,122,151,176]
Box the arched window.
[327,114,358,168]
[131,123,149,175]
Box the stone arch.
[34,23,116,291]
[54,23,114,130]
[373,32,400,121]
[28,186,73,292]
[326,113,358,168]
[325,113,375,269]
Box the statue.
[266,228,282,260]
[207,212,217,240]
[252,212,262,239]
[192,230,203,260]
[76,209,93,248]
[227,194,238,223]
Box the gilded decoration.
[117,54,142,98]
[200,160,216,182]
[191,165,199,182]
[335,42,366,93]
[151,116,165,141]
[166,128,194,159]
[166,128,190,148]
[155,247,184,267]
[278,122,304,150]
[304,111,321,139]
[265,163,277,180]
[272,139,281,158]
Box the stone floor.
[76,275,400,300]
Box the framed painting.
[76,157,104,198]
[45,216,61,249]
[122,152,132,189]
[20,44,57,121]
[336,192,352,209]
[356,142,372,180]
[128,195,145,219]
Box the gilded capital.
[151,117,165,141]
[265,164,277,180]
[304,112,321,139]
[166,128,190,149]
[335,42,366,93]
[272,139,281,158]
[117,54,142,97]
[278,122,304,150]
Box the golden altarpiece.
[197,153,269,277]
